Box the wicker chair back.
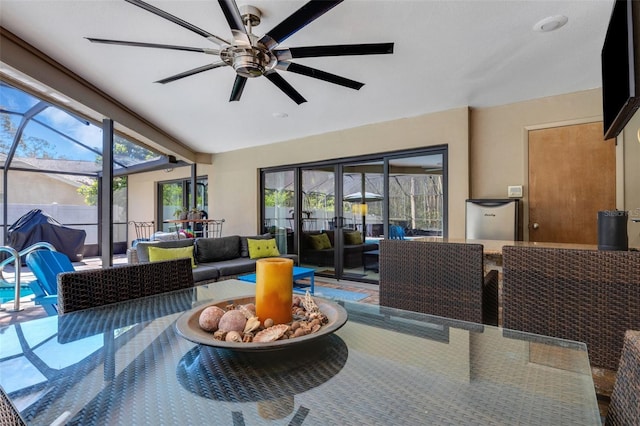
[379,240,498,325]
[0,386,26,426]
[502,246,640,370]
[57,258,194,315]
[606,330,640,425]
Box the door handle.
[532,222,539,230]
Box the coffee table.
[237,266,315,294]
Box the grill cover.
[8,209,86,262]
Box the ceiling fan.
[87,0,394,104]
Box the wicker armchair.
[0,386,25,426]
[379,240,499,325]
[502,246,640,370]
[57,258,194,314]
[606,330,640,425]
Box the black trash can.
[597,210,628,251]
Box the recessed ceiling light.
[533,15,568,32]
[272,112,288,119]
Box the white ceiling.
[0,0,615,154]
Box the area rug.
[318,270,367,278]
[312,287,368,302]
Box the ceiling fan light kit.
[87,0,394,104]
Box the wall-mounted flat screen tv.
[602,0,640,139]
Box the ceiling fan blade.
[218,0,250,45]
[155,62,226,84]
[125,0,229,46]
[258,0,343,49]
[229,75,248,102]
[85,38,219,54]
[278,62,364,90]
[275,43,394,60]
[264,71,307,104]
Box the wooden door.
[528,122,616,244]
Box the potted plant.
[174,208,188,220]
[187,208,202,220]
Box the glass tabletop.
[0,280,600,425]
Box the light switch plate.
[508,185,523,198]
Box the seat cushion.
[204,258,257,277]
[191,264,220,283]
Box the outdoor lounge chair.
[25,250,75,316]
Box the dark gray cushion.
[135,239,195,263]
[204,258,257,277]
[195,236,240,263]
[239,233,272,257]
[191,264,220,283]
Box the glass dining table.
[0,280,600,425]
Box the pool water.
[0,287,34,304]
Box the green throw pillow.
[344,231,363,245]
[247,238,280,259]
[308,233,332,250]
[148,246,197,268]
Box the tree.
[0,112,61,159]
[76,135,158,206]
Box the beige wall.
[210,107,470,238]
[130,88,640,245]
[470,89,620,240]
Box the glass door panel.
[158,177,208,234]
[263,170,295,254]
[300,167,336,275]
[342,161,384,280]
[388,154,444,238]
[159,181,184,232]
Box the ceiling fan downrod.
[219,5,275,78]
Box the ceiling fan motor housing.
[220,45,276,78]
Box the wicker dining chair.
[379,240,499,325]
[57,258,194,314]
[605,330,640,425]
[502,246,640,371]
[0,386,26,426]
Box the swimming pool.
[0,287,34,304]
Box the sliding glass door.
[158,176,208,233]
[260,147,447,284]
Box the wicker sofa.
[128,234,298,284]
[301,230,378,269]
[502,245,640,371]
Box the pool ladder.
[0,242,57,312]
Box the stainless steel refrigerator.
[465,199,520,240]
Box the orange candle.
[255,258,293,325]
